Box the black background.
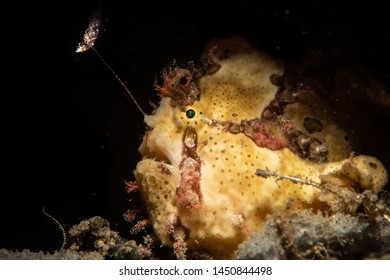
[2,0,390,253]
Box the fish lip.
[138,133,175,166]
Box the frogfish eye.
[186,109,196,119]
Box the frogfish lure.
[76,2,103,53]
[75,15,101,53]
[75,7,145,116]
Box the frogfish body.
[135,36,388,259]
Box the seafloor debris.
[236,207,390,259]
[0,216,155,260]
